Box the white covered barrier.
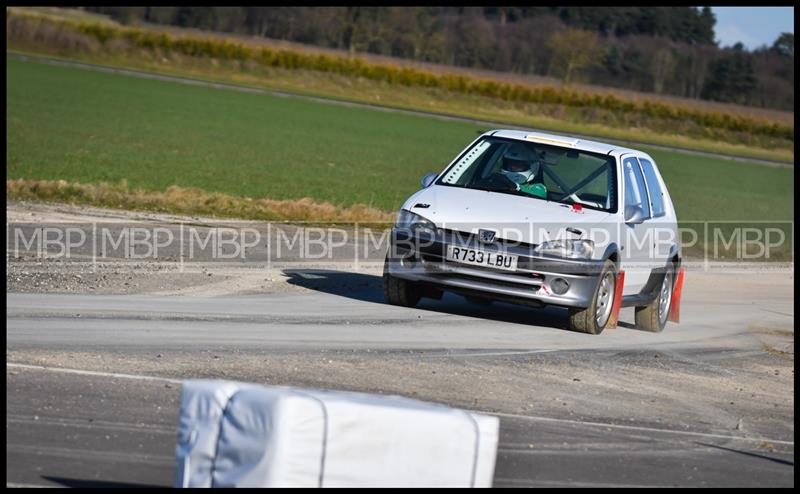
[175,380,499,487]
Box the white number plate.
[445,245,518,271]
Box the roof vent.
[524,133,579,147]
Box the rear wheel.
[568,260,617,335]
[634,264,674,332]
[383,256,422,307]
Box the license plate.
[445,245,518,271]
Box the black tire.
[383,256,422,307]
[634,264,674,333]
[568,259,617,335]
[465,295,493,306]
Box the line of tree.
[85,7,794,111]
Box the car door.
[635,154,676,266]
[620,154,653,295]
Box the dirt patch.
[7,200,386,296]
[748,324,794,360]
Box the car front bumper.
[387,227,606,309]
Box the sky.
[711,6,794,50]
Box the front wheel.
[383,256,422,307]
[568,260,617,335]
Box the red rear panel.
[607,270,625,329]
[668,267,685,323]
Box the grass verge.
[6,179,394,224]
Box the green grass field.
[6,6,794,164]
[7,56,794,226]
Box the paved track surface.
[6,366,793,488]
[6,267,795,487]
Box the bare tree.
[546,28,605,83]
[650,44,676,94]
[684,44,714,99]
[245,7,270,37]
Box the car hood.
[402,185,614,244]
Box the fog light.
[551,278,569,295]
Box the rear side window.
[638,158,666,217]
[623,157,650,219]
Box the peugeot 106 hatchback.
[384,130,685,335]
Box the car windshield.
[436,136,618,213]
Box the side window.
[638,158,666,217]
[623,157,650,219]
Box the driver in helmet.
[499,144,535,186]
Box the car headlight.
[535,239,594,259]
[395,209,436,235]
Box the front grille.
[440,228,538,251]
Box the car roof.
[490,129,640,157]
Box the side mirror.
[421,172,437,188]
[624,205,645,225]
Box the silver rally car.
[384,129,685,335]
